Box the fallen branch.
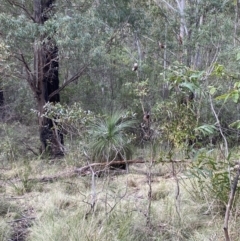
[7,217,35,223]
[23,158,190,183]
[159,159,191,163]
[30,159,146,183]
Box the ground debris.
[8,208,35,241]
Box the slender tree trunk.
[34,0,64,157]
[0,89,3,106]
[178,0,187,40]
[176,0,188,63]
[0,89,4,120]
[234,0,240,47]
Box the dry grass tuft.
[1,151,240,241]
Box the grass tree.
[89,111,136,164]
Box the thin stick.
[7,216,35,223]
[223,164,240,241]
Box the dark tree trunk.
[34,0,64,157]
[0,90,3,106]
[39,41,64,157]
[0,89,4,120]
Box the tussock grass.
[0,197,23,240]
[1,155,240,241]
[0,197,19,217]
[0,219,11,241]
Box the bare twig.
[106,185,128,215]
[48,64,89,99]
[90,166,96,209]
[23,143,39,156]
[146,159,153,227]
[6,0,35,22]
[52,120,65,154]
[209,94,236,241]
[209,94,230,176]
[15,52,38,95]
[146,142,158,227]
[7,216,35,223]
[223,164,240,241]
[171,159,181,221]
[204,46,220,79]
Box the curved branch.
[14,52,38,94]
[6,0,35,22]
[48,64,89,99]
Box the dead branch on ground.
[4,159,190,184]
[30,159,145,183]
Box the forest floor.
[0,157,238,241]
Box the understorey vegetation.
[1,1,240,240]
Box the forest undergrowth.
[1,130,240,241]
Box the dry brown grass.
[1,157,240,241]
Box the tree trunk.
[34,0,64,157]
[0,89,4,120]
[234,0,240,47]
[0,89,3,106]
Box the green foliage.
[5,159,35,195]
[42,102,95,124]
[127,79,149,98]
[216,81,240,103]
[167,63,204,87]
[153,65,204,150]
[154,101,197,149]
[0,123,38,164]
[211,68,240,143]
[17,160,34,194]
[194,124,217,137]
[96,0,149,31]
[41,104,136,162]
[2,0,240,239]
[187,150,238,210]
[0,124,22,163]
[88,111,136,162]
[123,80,149,111]
[40,102,95,138]
[229,120,240,129]
[212,63,226,77]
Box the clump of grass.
[0,184,6,193]
[0,219,11,241]
[64,181,80,195]
[53,195,77,211]
[29,202,149,241]
[127,178,138,188]
[151,188,169,201]
[4,144,240,241]
[0,198,18,216]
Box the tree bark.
[33,0,64,157]
[0,90,3,106]
[234,0,240,47]
[0,89,4,120]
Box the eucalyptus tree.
[152,0,235,69]
[0,43,6,112]
[0,0,113,156]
